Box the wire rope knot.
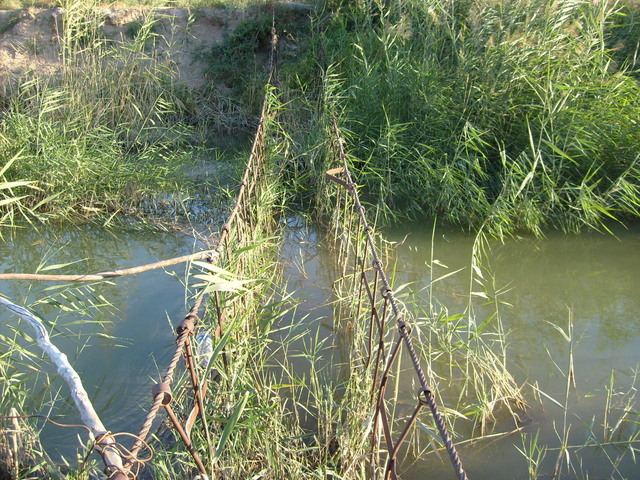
[397,318,412,335]
[95,433,129,479]
[105,466,131,480]
[381,287,392,299]
[152,382,173,406]
[95,431,114,447]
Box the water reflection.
[282,218,640,479]
[0,224,197,459]
[383,222,640,479]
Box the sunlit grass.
[302,0,640,235]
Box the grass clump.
[298,0,640,235]
[205,11,274,112]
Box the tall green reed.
[311,0,640,235]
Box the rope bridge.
[0,20,468,480]
[325,118,467,480]
[106,32,280,478]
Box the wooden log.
[0,297,124,474]
[0,250,218,282]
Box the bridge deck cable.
[326,116,468,480]
[0,10,469,479]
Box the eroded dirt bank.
[0,6,255,88]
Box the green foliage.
[205,11,274,111]
[0,0,278,8]
[205,7,313,114]
[306,0,640,234]
[0,74,192,224]
[607,0,640,76]
[0,6,197,225]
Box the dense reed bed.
[303,0,640,235]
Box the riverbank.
[1,1,638,235]
[1,1,639,479]
[301,0,640,235]
[0,2,311,228]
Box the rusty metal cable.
[5,17,278,480]
[327,117,468,480]
[0,416,152,478]
[0,414,93,432]
[109,22,282,479]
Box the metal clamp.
[152,382,173,406]
[397,318,412,335]
[418,387,432,405]
[177,316,196,336]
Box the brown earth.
[0,6,254,89]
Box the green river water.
[281,219,640,479]
[0,224,198,462]
[388,222,640,479]
[1,220,639,478]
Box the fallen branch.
[0,296,124,475]
[0,250,217,282]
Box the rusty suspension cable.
[328,117,468,480]
[108,21,281,479]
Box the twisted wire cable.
[330,117,468,480]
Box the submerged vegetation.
[0,0,639,479]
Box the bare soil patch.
[0,6,252,88]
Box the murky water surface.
[0,224,197,459]
[282,220,640,479]
[2,220,639,478]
